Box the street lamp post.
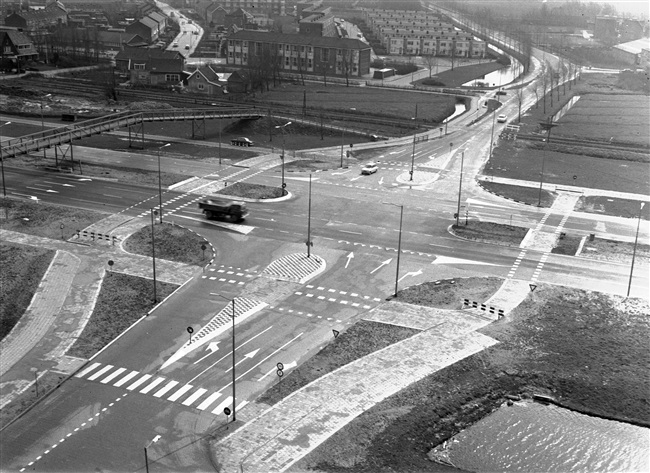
[306,173,313,258]
[274,122,291,193]
[627,202,646,298]
[40,94,51,160]
[144,435,161,473]
[383,202,404,297]
[340,127,345,168]
[213,294,237,421]
[538,120,558,207]
[1,121,11,198]
[456,149,465,226]
[150,209,157,304]
[157,143,170,224]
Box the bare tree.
[541,62,549,113]
[560,59,568,95]
[423,53,436,78]
[548,63,554,108]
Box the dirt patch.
[294,287,650,472]
[67,272,178,359]
[479,180,555,207]
[393,277,503,310]
[451,221,528,247]
[576,195,650,220]
[256,320,421,407]
[123,222,212,266]
[0,243,55,340]
[216,182,284,200]
[551,234,582,255]
[580,236,650,264]
[0,198,109,240]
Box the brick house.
[186,64,227,95]
[115,47,185,87]
[0,27,39,68]
[4,1,68,32]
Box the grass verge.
[67,272,178,359]
[0,243,55,340]
[294,287,650,472]
[451,221,528,247]
[551,234,583,255]
[216,182,285,199]
[257,320,421,407]
[0,371,68,428]
[123,222,212,265]
[580,236,650,264]
[479,181,555,207]
[576,195,650,220]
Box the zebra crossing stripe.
[113,371,139,387]
[153,381,179,398]
[76,362,101,378]
[100,367,126,384]
[196,392,222,410]
[140,377,166,394]
[182,388,207,406]
[87,365,114,381]
[211,396,233,415]
[126,374,151,391]
[167,384,193,402]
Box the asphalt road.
[1,77,648,471]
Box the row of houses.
[363,8,487,58]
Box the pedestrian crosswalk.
[75,362,248,415]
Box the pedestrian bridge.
[0,107,263,159]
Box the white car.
[361,163,378,175]
[497,114,507,123]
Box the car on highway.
[361,163,378,175]
[231,137,254,146]
[497,114,507,123]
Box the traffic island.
[449,221,528,247]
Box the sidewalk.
[0,225,199,410]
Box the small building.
[186,64,227,95]
[125,16,159,43]
[4,1,68,32]
[115,47,185,87]
[372,68,395,79]
[227,69,250,93]
[0,27,39,67]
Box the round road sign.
[224,407,231,416]
[187,327,194,334]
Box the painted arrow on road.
[225,349,260,373]
[345,252,354,268]
[398,269,423,282]
[370,258,392,274]
[379,177,384,185]
[350,176,362,181]
[259,360,298,381]
[431,256,498,266]
[192,341,220,364]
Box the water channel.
[429,401,649,472]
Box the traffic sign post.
[187,326,194,344]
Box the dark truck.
[198,198,249,222]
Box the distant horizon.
[600,1,649,17]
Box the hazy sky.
[586,1,648,16]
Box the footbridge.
[0,107,263,160]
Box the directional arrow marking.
[350,176,362,181]
[225,349,260,373]
[345,252,354,268]
[370,258,392,274]
[432,256,498,266]
[45,189,59,193]
[193,341,220,364]
[378,177,384,185]
[398,269,423,282]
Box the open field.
[485,73,650,199]
[294,286,650,472]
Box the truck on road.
[198,198,249,222]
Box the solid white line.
[140,377,166,394]
[196,392,222,410]
[113,370,139,387]
[87,365,114,381]
[167,384,193,402]
[153,380,179,398]
[182,388,207,406]
[76,362,101,378]
[100,367,126,384]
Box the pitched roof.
[0,29,34,46]
[115,47,184,61]
[138,16,159,29]
[228,30,370,49]
[188,64,224,84]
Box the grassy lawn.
[451,221,528,247]
[480,181,555,207]
[392,277,504,309]
[551,234,583,255]
[0,243,55,340]
[294,286,650,472]
[67,272,178,359]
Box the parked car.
[231,137,253,147]
[361,163,378,175]
[172,42,179,48]
[497,114,507,123]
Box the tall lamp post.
[150,209,158,304]
[212,294,237,421]
[1,121,11,198]
[383,202,404,297]
[339,127,345,168]
[144,435,161,473]
[306,173,313,258]
[455,149,465,226]
[40,93,51,160]
[274,121,291,193]
[157,143,170,224]
[538,120,558,207]
[627,202,646,298]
